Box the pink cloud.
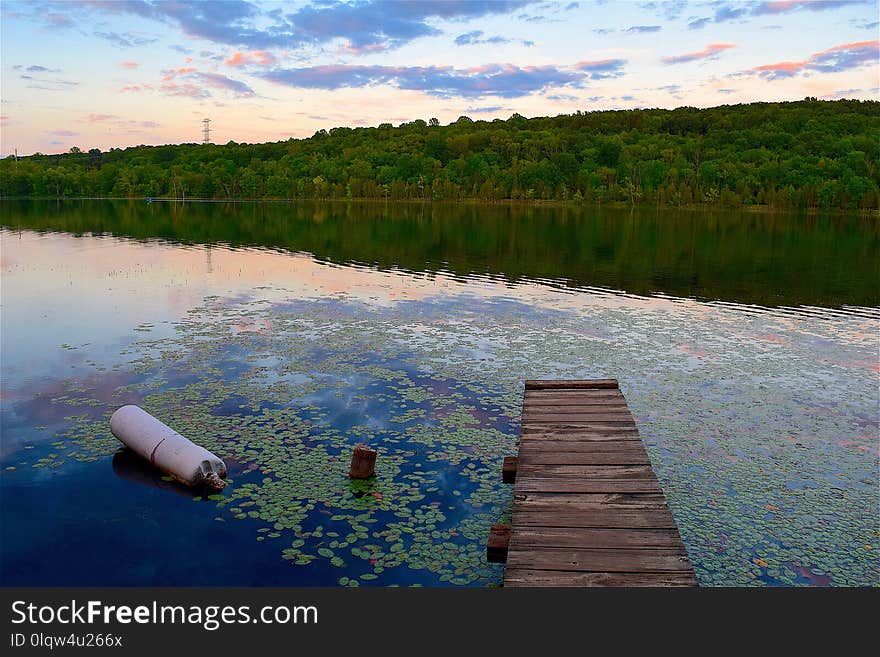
[51,130,78,137]
[162,66,197,81]
[337,42,388,55]
[252,51,274,65]
[225,52,248,67]
[120,84,154,92]
[662,43,736,64]
[225,50,275,67]
[119,61,139,69]
[86,113,117,122]
[818,39,879,55]
[160,81,210,99]
[753,61,806,74]
[754,0,863,15]
[749,39,879,79]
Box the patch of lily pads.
[6,284,879,586]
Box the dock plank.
[516,451,651,465]
[508,527,685,549]
[514,478,663,494]
[503,569,698,587]
[506,547,693,573]
[513,492,669,509]
[511,509,678,528]
[502,380,695,587]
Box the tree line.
[1,99,878,210]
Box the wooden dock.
[498,379,697,587]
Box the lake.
[1,199,877,587]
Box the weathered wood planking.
[503,380,696,587]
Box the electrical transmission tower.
[202,118,212,144]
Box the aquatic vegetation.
[1,223,877,587]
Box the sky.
[1,0,878,155]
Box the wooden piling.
[349,444,377,479]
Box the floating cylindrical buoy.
[349,443,377,479]
[110,405,227,490]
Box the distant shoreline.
[1,196,877,217]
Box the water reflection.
[1,201,877,588]
[3,199,877,307]
[111,449,210,499]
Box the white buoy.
[110,405,227,490]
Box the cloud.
[518,13,560,23]
[662,43,736,64]
[119,61,140,69]
[159,81,211,99]
[749,39,879,79]
[158,66,255,98]
[77,113,160,131]
[640,0,688,20]
[463,105,505,113]
[454,30,533,47]
[120,84,155,92]
[808,39,878,71]
[822,87,864,98]
[625,25,661,33]
[94,31,158,48]
[13,64,62,73]
[21,72,79,91]
[689,0,865,28]
[714,4,749,22]
[546,93,579,101]
[194,71,255,96]
[718,88,737,94]
[78,0,536,52]
[456,30,486,45]
[293,0,535,50]
[51,130,79,137]
[43,12,74,29]
[261,62,586,98]
[573,58,627,78]
[753,1,866,16]
[225,50,275,67]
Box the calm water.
[1,200,878,587]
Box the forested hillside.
[2,99,878,209]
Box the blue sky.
[1,0,878,154]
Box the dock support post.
[502,456,517,483]
[487,524,511,563]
